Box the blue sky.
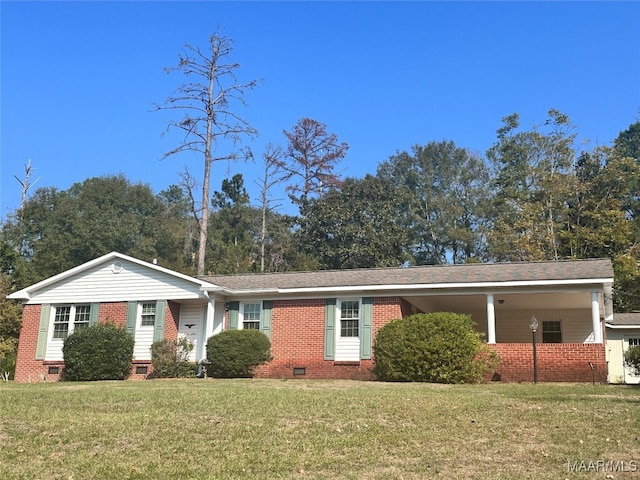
[1,1,639,220]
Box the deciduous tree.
[377,141,491,264]
[487,110,576,261]
[280,118,348,205]
[298,175,410,269]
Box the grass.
[1,379,639,479]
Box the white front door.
[178,304,204,362]
[623,337,640,385]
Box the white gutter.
[606,323,640,329]
[277,278,613,295]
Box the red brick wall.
[14,304,44,383]
[254,297,405,380]
[489,343,607,383]
[14,301,180,382]
[97,302,128,327]
[164,301,180,340]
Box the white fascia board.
[606,323,640,329]
[7,251,218,300]
[277,278,614,295]
[202,287,280,296]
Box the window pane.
[242,303,261,330]
[74,305,91,329]
[53,307,71,339]
[341,319,359,337]
[340,301,359,319]
[141,302,156,327]
[542,321,562,343]
[243,303,261,321]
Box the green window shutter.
[126,301,137,336]
[35,304,51,360]
[261,301,272,338]
[153,300,166,342]
[324,299,336,360]
[360,297,373,360]
[89,303,100,326]
[228,301,239,329]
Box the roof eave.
[277,277,614,295]
[7,252,219,299]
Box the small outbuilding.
[606,313,640,384]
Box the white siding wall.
[134,326,154,360]
[45,338,64,361]
[494,309,594,343]
[607,330,626,384]
[27,259,205,304]
[335,337,360,361]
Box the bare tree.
[155,32,260,275]
[14,159,39,210]
[13,159,40,257]
[256,143,286,272]
[281,118,349,204]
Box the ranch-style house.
[8,252,619,383]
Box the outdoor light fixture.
[529,315,538,384]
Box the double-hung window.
[242,303,261,330]
[542,321,562,343]
[340,300,360,338]
[140,303,156,327]
[52,305,92,339]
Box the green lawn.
[1,379,639,479]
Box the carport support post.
[591,292,602,343]
[486,294,496,344]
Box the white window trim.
[334,298,362,362]
[50,304,91,341]
[138,302,157,329]
[239,301,262,330]
[337,298,361,338]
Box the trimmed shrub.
[62,323,134,381]
[624,345,640,375]
[206,329,272,378]
[151,337,196,378]
[373,312,499,384]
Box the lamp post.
[529,315,538,384]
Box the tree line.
[2,115,639,307]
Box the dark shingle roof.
[199,258,613,292]
[609,313,640,326]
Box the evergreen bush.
[151,337,196,378]
[62,323,134,381]
[624,345,640,375]
[206,329,272,378]
[373,312,499,383]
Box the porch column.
[200,295,216,361]
[486,293,496,344]
[591,291,602,344]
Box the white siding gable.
[25,259,207,305]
